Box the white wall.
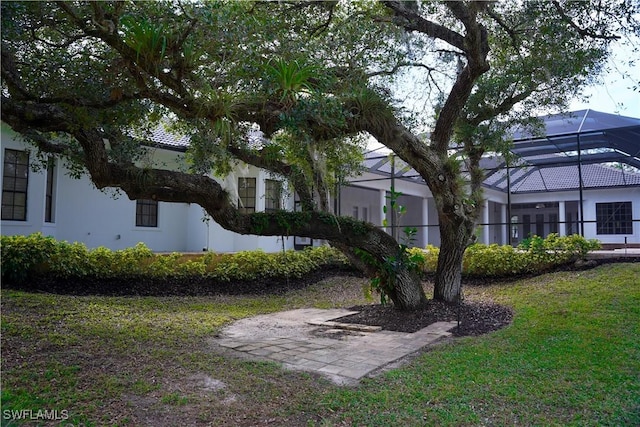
[1,126,295,253]
[54,173,190,251]
[504,187,640,244]
[339,185,381,225]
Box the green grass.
[1,264,639,426]
[319,264,640,426]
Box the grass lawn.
[1,263,639,426]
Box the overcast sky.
[569,44,639,117]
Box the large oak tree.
[2,1,637,309]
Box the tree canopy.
[2,0,638,309]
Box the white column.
[256,173,265,212]
[501,204,508,245]
[379,189,387,231]
[422,197,429,247]
[483,200,490,245]
[559,201,566,236]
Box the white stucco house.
[2,109,639,252]
[0,122,295,252]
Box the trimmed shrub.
[1,233,58,283]
[410,234,601,278]
[0,234,350,285]
[407,245,439,273]
[463,243,531,276]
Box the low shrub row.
[1,233,600,288]
[407,233,601,277]
[0,233,350,285]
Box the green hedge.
[0,233,350,284]
[407,233,600,277]
[1,233,600,285]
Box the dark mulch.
[4,265,360,297]
[336,300,514,337]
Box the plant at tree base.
[358,187,424,305]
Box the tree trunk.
[332,239,427,310]
[387,266,428,310]
[433,212,474,303]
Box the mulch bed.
[5,265,359,296]
[336,300,514,337]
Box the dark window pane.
[2,149,29,220]
[265,179,281,212]
[136,199,158,227]
[596,202,632,235]
[3,177,15,191]
[238,178,256,213]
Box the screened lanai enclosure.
[335,110,640,248]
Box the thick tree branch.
[3,96,405,265]
[382,1,466,52]
[431,3,490,153]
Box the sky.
[568,66,639,117]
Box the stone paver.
[211,308,457,385]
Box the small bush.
[463,243,531,276]
[1,233,58,283]
[406,245,439,272]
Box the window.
[511,215,518,239]
[523,214,531,238]
[352,206,359,219]
[566,212,575,235]
[2,149,29,221]
[136,199,158,227]
[238,177,256,214]
[596,202,632,235]
[45,157,56,223]
[362,207,369,222]
[535,214,544,236]
[265,179,281,212]
[549,213,558,234]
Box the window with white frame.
[238,177,256,214]
[264,179,282,212]
[2,149,29,221]
[596,202,632,234]
[136,199,158,227]
[45,157,56,223]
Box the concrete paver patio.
[211,308,457,385]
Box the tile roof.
[145,110,640,193]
